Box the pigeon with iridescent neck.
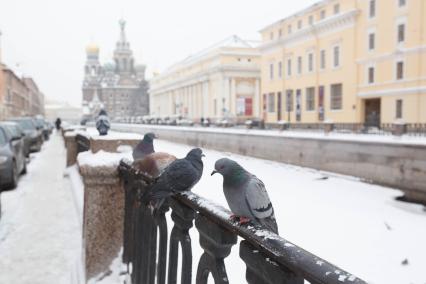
[132,132,176,178]
[211,158,279,234]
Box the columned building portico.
[150,36,261,123]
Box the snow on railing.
[118,160,367,284]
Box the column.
[230,78,236,117]
[254,79,260,117]
[203,81,209,118]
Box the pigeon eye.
[220,165,225,170]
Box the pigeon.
[211,158,279,234]
[132,133,176,178]
[95,109,110,136]
[132,132,157,160]
[142,148,205,212]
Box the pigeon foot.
[238,216,251,225]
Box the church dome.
[86,43,99,54]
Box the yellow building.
[150,36,261,123]
[259,0,426,125]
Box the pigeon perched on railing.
[132,132,176,178]
[211,158,279,234]
[141,148,204,213]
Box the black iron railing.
[75,134,90,153]
[118,160,367,284]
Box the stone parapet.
[78,152,127,281]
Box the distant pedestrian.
[55,118,61,130]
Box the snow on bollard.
[77,150,132,281]
[89,132,142,154]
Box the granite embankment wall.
[112,123,426,204]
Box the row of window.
[369,0,406,19]
[269,0,407,42]
[270,3,340,40]
[266,83,343,115]
[367,21,406,52]
[269,46,340,79]
[367,61,405,84]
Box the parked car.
[0,124,27,190]
[8,117,43,153]
[34,116,50,141]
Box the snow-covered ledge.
[77,150,132,282]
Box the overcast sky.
[0,0,318,107]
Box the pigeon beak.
[211,170,217,176]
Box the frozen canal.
[0,133,80,284]
[1,132,425,284]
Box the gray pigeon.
[211,158,279,234]
[142,148,205,213]
[95,109,110,136]
[132,132,157,160]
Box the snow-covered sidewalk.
[0,133,80,284]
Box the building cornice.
[358,86,426,98]
[259,9,359,53]
[356,45,426,64]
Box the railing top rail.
[177,192,367,284]
[118,160,368,284]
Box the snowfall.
[0,130,425,284]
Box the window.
[308,53,314,72]
[368,67,375,84]
[279,29,282,38]
[309,15,314,25]
[369,0,376,18]
[297,56,302,74]
[368,32,375,50]
[298,20,302,29]
[268,93,275,112]
[334,4,340,14]
[396,61,404,80]
[278,61,282,78]
[288,25,292,34]
[397,23,405,43]
[286,90,294,111]
[330,83,343,110]
[306,87,315,111]
[396,99,403,118]
[270,63,274,79]
[287,59,292,76]
[320,50,326,69]
[333,46,340,67]
[320,10,326,20]
[398,0,406,7]
[270,32,274,40]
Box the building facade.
[259,0,426,125]
[149,36,261,123]
[23,77,45,116]
[82,20,149,121]
[1,67,31,118]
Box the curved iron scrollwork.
[118,160,367,284]
[195,214,237,284]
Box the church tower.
[82,43,102,104]
[114,19,135,77]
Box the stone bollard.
[278,120,289,131]
[64,131,78,166]
[78,151,128,281]
[89,133,142,153]
[392,122,407,136]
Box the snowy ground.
[0,130,425,284]
[0,132,80,284]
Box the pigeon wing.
[244,176,278,233]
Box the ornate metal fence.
[118,160,367,284]
[75,134,90,154]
